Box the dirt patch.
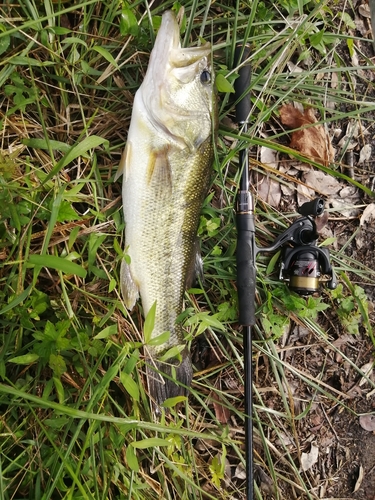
[330,397,375,499]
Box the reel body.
[259,198,337,295]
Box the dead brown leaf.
[353,464,364,493]
[257,176,281,207]
[300,443,319,471]
[359,414,375,432]
[211,388,231,424]
[303,170,341,196]
[279,104,334,166]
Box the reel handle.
[298,198,324,217]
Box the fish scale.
[117,10,216,408]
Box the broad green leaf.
[101,364,118,387]
[88,233,107,271]
[309,30,324,49]
[339,12,356,29]
[8,353,39,365]
[28,254,87,278]
[161,396,187,408]
[126,445,139,472]
[9,56,54,66]
[60,37,88,48]
[215,73,235,93]
[57,200,79,222]
[58,136,108,167]
[0,285,32,316]
[0,34,10,56]
[108,278,117,293]
[144,301,157,344]
[68,226,80,250]
[120,8,139,37]
[319,237,337,247]
[120,372,140,402]
[92,46,118,67]
[113,238,123,257]
[22,138,71,153]
[42,136,109,184]
[347,37,354,58]
[53,376,65,404]
[158,345,185,363]
[48,26,71,35]
[94,324,117,339]
[147,331,170,347]
[266,250,281,275]
[131,438,171,449]
[44,417,69,429]
[184,311,226,333]
[49,354,67,378]
[123,350,140,375]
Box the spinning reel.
[260,198,337,295]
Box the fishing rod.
[234,44,255,500]
[233,47,337,500]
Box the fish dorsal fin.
[146,145,172,187]
[115,141,133,182]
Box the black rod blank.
[234,45,256,500]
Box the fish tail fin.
[146,348,193,412]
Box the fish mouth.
[149,11,181,71]
[147,10,211,78]
[140,10,213,149]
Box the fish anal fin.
[120,258,139,310]
[146,145,172,186]
[146,347,192,412]
[115,141,133,182]
[186,240,204,290]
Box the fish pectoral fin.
[146,145,172,187]
[115,141,133,181]
[120,258,139,310]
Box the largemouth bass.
[117,11,216,407]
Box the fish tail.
[146,348,193,411]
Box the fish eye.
[200,70,211,84]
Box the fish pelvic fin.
[120,258,139,310]
[146,347,192,412]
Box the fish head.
[140,10,215,150]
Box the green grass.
[1,0,374,499]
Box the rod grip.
[234,45,251,123]
[236,214,256,326]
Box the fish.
[117,10,216,408]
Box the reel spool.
[280,246,336,295]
